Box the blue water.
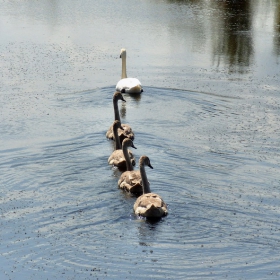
[1,0,280,279]
[1,86,280,279]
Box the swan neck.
[113,126,122,150]
[121,56,127,79]
[140,165,151,194]
[123,144,133,171]
[113,99,121,122]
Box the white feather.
[116,78,142,93]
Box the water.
[1,0,280,279]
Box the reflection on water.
[274,2,280,56]
[137,218,163,246]
[120,101,127,119]
[120,93,142,118]
[166,0,279,73]
[211,0,253,73]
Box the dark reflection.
[137,217,164,246]
[274,1,280,56]
[120,93,142,118]
[166,0,254,73]
[166,0,200,4]
[146,217,163,223]
[125,92,142,102]
[212,0,253,73]
[120,101,126,118]
[124,92,142,105]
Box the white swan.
[116,49,143,94]
[134,156,168,218]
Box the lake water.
[1,0,280,279]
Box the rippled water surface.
[1,0,280,279]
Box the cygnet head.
[139,155,153,169]
[113,91,126,102]
[120,48,127,58]
[122,138,137,149]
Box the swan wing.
[108,149,135,167]
[127,149,136,166]
[106,123,134,141]
[108,150,125,166]
[134,193,168,218]
[116,78,142,94]
[118,170,142,193]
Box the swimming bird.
[118,151,144,194]
[108,121,136,169]
[106,92,134,143]
[133,156,168,218]
[116,48,143,94]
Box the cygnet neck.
[113,123,122,150]
[123,141,133,171]
[113,97,121,123]
[140,163,151,194]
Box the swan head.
[139,156,153,169]
[120,48,127,58]
[113,91,126,102]
[112,120,124,131]
[122,138,137,149]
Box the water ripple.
[1,85,280,279]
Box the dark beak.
[131,142,137,149]
[148,164,153,169]
[119,126,124,131]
